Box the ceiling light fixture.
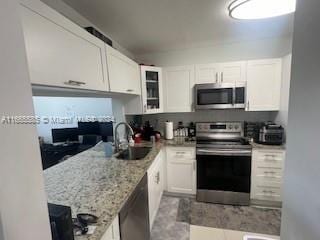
[228,0,296,20]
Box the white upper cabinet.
[195,61,246,85]
[124,66,163,115]
[164,66,195,112]
[20,0,108,91]
[106,45,140,95]
[246,59,282,111]
[220,61,247,86]
[195,63,220,84]
[141,66,163,114]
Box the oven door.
[196,148,251,205]
[195,83,234,109]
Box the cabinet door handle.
[155,172,160,184]
[262,190,275,194]
[64,80,86,86]
[221,72,224,83]
[247,101,250,110]
[126,89,134,92]
[264,157,277,162]
[143,104,147,113]
[215,73,218,83]
[193,161,196,171]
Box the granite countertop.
[164,138,196,147]
[44,139,196,240]
[250,142,286,150]
[44,141,163,240]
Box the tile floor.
[177,197,281,236]
[151,196,189,240]
[190,225,280,240]
[151,195,281,240]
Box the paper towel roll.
[165,121,174,140]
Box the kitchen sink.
[116,146,152,160]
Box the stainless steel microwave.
[194,83,246,110]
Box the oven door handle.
[196,148,252,156]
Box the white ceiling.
[61,0,294,55]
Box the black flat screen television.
[99,122,114,142]
[52,128,79,143]
[77,121,113,142]
[78,121,100,135]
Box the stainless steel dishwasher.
[119,174,150,240]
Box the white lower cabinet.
[147,150,164,229]
[101,215,120,240]
[166,147,196,195]
[251,149,285,204]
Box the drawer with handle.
[253,166,283,181]
[253,150,285,168]
[251,184,282,202]
[167,147,195,160]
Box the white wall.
[281,0,320,239]
[275,54,292,130]
[33,97,113,143]
[0,0,51,239]
[137,37,292,67]
[40,0,135,59]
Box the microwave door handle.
[232,88,236,105]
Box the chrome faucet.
[114,122,134,152]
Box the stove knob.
[229,125,233,129]
[235,125,239,130]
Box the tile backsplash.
[127,110,277,135]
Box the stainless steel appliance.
[194,83,246,110]
[196,122,252,205]
[120,174,150,240]
[259,123,284,145]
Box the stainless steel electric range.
[196,122,252,206]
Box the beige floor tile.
[190,225,225,240]
[224,229,280,240]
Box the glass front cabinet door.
[141,66,163,114]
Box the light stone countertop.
[250,142,286,150]
[163,138,196,147]
[43,139,195,240]
[44,141,162,240]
